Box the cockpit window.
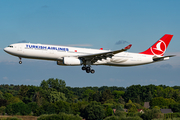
[8,45,13,48]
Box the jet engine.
[57,57,83,66]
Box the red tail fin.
[140,34,173,56]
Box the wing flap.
[79,44,132,62]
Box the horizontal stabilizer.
[153,55,175,61]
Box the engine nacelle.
[57,57,82,66]
[57,60,65,65]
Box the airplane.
[4,34,175,74]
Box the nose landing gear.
[19,57,22,64]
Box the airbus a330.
[4,34,175,74]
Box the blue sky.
[0,0,180,87]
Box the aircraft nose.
[4,47,8,52]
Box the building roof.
[138,109,143,112]
[160,109,173,114]
[144,102,150,108]
[113,109,116,113]
[138,109,144,113]
[124,109,128,112]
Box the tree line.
[0,78,180,120]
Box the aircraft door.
[137,54,141,61]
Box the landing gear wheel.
[19,61,22,64]
[86,67,90,70]
[91,69,95,74]
[81,63,95,74]
[86,69,90,73]
[82,66,86,70]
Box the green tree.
[118,96,125,104]
[141,108,163,120]
[0,106,6,114]
[114,110,126,118]
[136,95,141,104]
[62,88,74,103]
[70,103,81,115]
[40,78,66,93]
[34,102,56,116]
[150,97,176,108]
[82,89,94,101]
[154,86,164,97]
[6,102,31,115]
[104,115,121,120]
[172,89,180,102]
[169,103,180,112]
[28,102,38,114]
[55,101,71,114]
[49,91,67,103]
[146,91,153,102]
[22,97,31,104]
[123,116,143,120]
[40,80,49,90]
[48,78,66,91]
[112,104,124,111]
[38,113,82,120]
[128,104,137,113]
[3,93,13,100]
[141,85,156,101]
[33,91,46,106]
[152,106,161,110]
[105,106,113,117]
[93,91,101,102]
[0,91,4,99]
[101,89,113,103]
[124,85,142,102]
[18,85,29,99]
[0,99,7,107]
[112,90,125,99]
[163,87,175,98]
[125,100,133,109]
[82,101,105,120]
[8,96,22,104]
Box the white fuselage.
[3,43,160,67]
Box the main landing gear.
[19,57,22,64]
[82,65,95,74]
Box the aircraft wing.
[153,55,176,61]
[78,44,132,63]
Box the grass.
[0,115,38,120]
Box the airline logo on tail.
[140,34,173,56]
[151,40,166,56]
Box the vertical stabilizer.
[140,34,173,56]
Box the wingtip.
[124,44,132,50]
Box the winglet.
[99,48,103,50]
[124,44,132,50]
